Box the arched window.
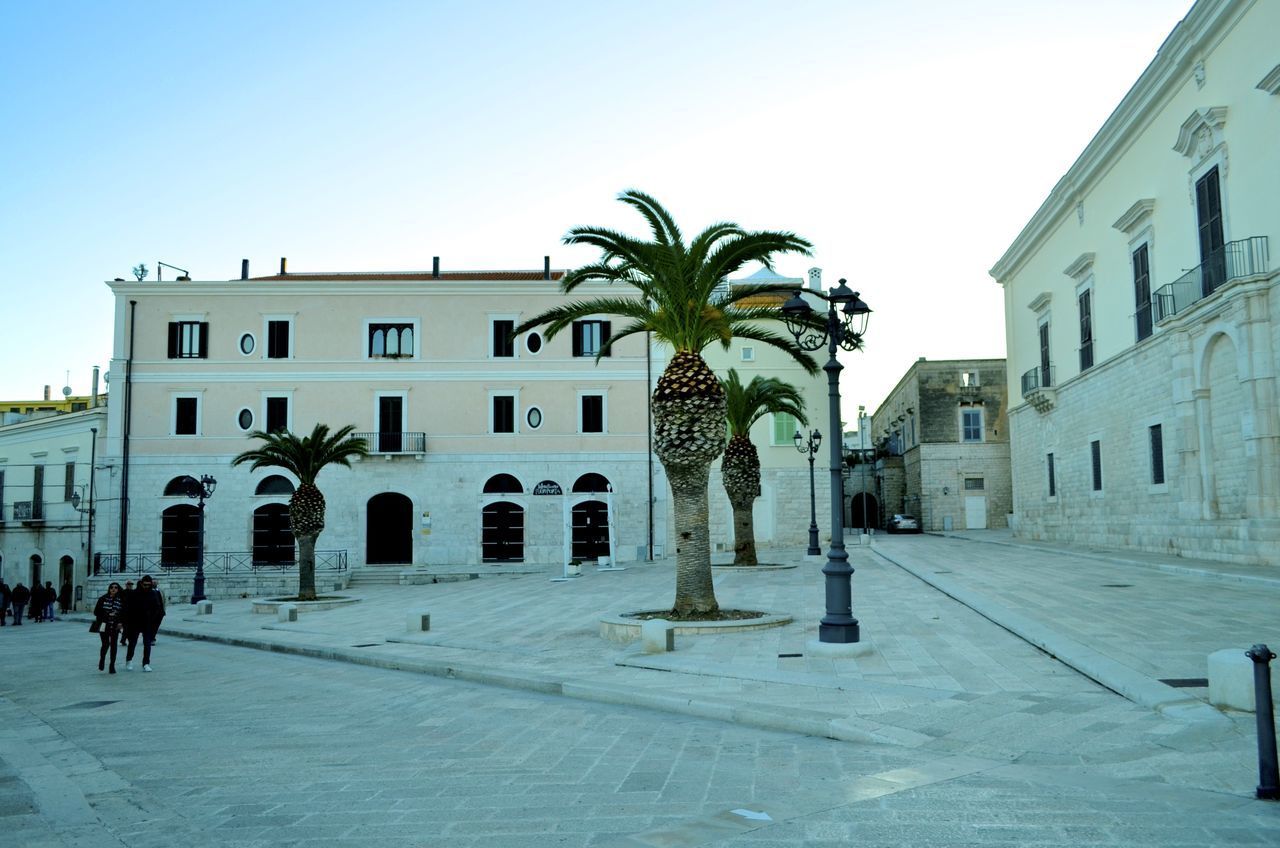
[386,327,401,356]
[255,475,296,496]
[371,328,386,356]
[572,473,611,493]
[161,504,200,566]
[483,473,523,494]
[163,475,199,496]
[253,504,295,565]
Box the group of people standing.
[0,580,71,625]
[93,575,166,674]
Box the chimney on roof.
[241,259,249,280]
[544,256,551,280]
[808,267,822,292]
[44,385,51,401]
[91,367,100,408]
[432,257,440,279]
[280,257,287,275]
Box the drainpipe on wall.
[118,300,137,569]
[646,329,654,561]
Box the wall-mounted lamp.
[942,486,950,496]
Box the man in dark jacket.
[0,580,10,625]
[10,582,30,625]
[124,575,165,671]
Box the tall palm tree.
[720,369,807,566]
[231,424,368,600]
[515,190,816,615]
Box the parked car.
[887,514,921,534]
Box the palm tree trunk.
[667,462,718,615]
[297,534,318,601]
[731,503,758,565]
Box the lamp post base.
[807,636,873,658]
[806,524,822,556]
[191,570,206,605]
[818,620,860,644]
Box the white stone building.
[91,259,828,593]
[990,0,1279,565]
[0,405,108,607]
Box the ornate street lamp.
[782,279,871,645]
[183,474,217,604]
[793,428,823,555]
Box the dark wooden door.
[482,502,524,562]
[1196,166,1225,295]
[571,500,610,561]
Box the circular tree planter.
[711,563,798,571]
[599,610,792,644]
[251,596,361,614]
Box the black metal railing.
[93,550,348,576]
[1021,365,1055,397]
[355,432,426,454]
[1153,236,1270,322]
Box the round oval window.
[526,332,543,354]
[237,408,254,430]
[526,407,543,429]
[239,333,255,355]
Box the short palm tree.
[515,190,816,615]
[231,424,368,600]
[720,370,807,566]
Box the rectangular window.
[1047,453,1056,497]
[1078,289,1093,370]
[376,395,404,452]
[492,319,515,358]
[964,478,985,491]
[572,320,611,358]
[32,465,44,519]
[1091,440,1103,491]
[368,322,415,358]
[167,321,208,359]
[1150,424,1165,485]
[741,347,755,362]
[492,395,515,434]
[175,397,199,435]
[960,371,979,387]
[267,320,291,359]
[63,461,75,502]
[581,394,605,433]
[0,469,5,520]
[1038,321,1052,387]
[961,408,983,442]
[1196,166,1225,296]
[266,397,289,433]
[772,412,799,446]
[1133,244,1152,341]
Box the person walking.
[0,579,10,626]
[10,582,30,625]
[42,581,57,622]
[124,574,165,672]
[93,582,125,673]
[59,581,73,615]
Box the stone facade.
[871,359,1011,531]
[992,0,1280,566]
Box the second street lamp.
[184,474,217,604]
[782,278,871,645]
[793,428,823,555]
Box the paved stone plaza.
[2,532,1279,845]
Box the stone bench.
[277,604,298,623]
[407,610,431,632]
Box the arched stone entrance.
[366,493,413,565]
[849,492,880,532]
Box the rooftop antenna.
[63,371,72,398]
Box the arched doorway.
[482,502,524,562]
[161,505,200,566]
[571,500,610,561]
[58,554,73,590]
[572,473,610,494]
[253,503,296,565]
[29,554,43,589]
[366,493,413,565]
[849,492,879,532]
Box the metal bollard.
[1245,644,1279,800]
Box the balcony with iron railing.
[355,432,427,455]
[1021,365,1056,414]
[1153,236,1270,322]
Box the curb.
[871,547,1229,724]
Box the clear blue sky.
[0,0,1193,421]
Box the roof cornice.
[1256,62,1280,94]
[989,0,1250,285]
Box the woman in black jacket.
[93,582,125,673]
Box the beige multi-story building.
[990,0,1279,564]
[870,359,1011,532]
[92,260,828,590]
